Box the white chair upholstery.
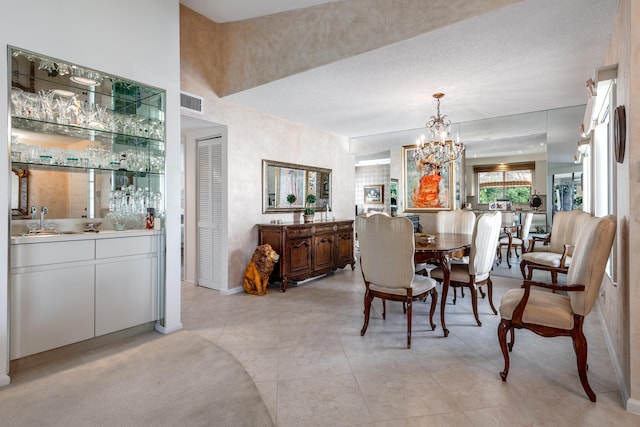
[437,210,476,234]
[520,210,590,283]
[498,215,617,402]
[431,212,502,327]
[358,214,438,348]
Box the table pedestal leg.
[438,255,450,337]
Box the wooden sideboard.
[258,220,355,292]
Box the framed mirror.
[11,168,29,217]
[262,160,331,213]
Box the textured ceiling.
[180,0,619,164]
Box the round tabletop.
[414,233,472,252]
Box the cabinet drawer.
[285,227,313,238]
[314,224,336,234]
[337,223,353,232]
[11,240,95,268]
[96,235,158,259]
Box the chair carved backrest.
[501,212,517,229]
[567,215,616,317]
[547,210,589,253]
[520,212,534,242]
[437,210,476,234]
[470,212,502,276]
[358,215,415,289]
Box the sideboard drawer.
[314,224,336,234]
[285,227,313,238]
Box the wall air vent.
[181,92,204,114]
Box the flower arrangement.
[286,194,297,205]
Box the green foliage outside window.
[479,186,531,204]
[477,169,533,204]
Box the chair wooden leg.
[470,285,481,326]
[406,299,412,349]
[428,288,437,330]
[479,286,487,299]
[551,271,558,284]
[361,291,373,336]
[382,299,387,319]
[508,327,515,351]
[487,278,497,315]
[498,319,511,381]
[520,259,527,280]
[402,301,407,314]
[572,316,596,402]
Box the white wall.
[181,75,354,290]
[0,0,183,382]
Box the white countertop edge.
[11,229,164,244]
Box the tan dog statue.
[242,244,279,295]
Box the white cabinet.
[96,257,157,336]
[10,233,161,360]
[11,265,94,360]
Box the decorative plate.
[614,105,626,164]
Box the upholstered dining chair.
[358,214,438,348]
[430,211,502,327]
[417,210,475,288]
[497,212,533,268]
[498,214,616,402]
[520,210,589,283]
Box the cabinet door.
[313,233,335,271]
[337,230,354,265]
[285,238,312,277]
[95,256,158,336]
[11,266,95,360]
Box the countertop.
[11,228,164,244]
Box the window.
[475,163,535,204]
[592,82,615,281]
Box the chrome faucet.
[40,206,48,230]
[30,206,37,221]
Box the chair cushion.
[500,288,574,330]
[522,251,572,268]
[499,236,523,245]
[369,274,437,296]
[430,264,489,284]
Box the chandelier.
[413,93,464,170]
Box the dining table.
[414,232,473,337]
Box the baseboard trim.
[597,301,630,408]
[155,322,183,334]
[0,374,10,387]
[626,398,640,414]
[221,286,243,295]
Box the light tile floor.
[182,252,640,426]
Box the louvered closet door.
[197,136,223,290]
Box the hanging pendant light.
[413,93,464,170]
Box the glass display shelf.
[11,68,165,109]
[11,161,164,176]
[11,116,164,150]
